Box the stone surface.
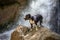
[0,0,28,25]
[11,25,60,40]
[0,0,28,32]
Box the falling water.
[18,0,57,29]
[0,0,59,40]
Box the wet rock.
[11,25,29,40]
[11,25,60,40]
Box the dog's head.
[24,14,31,20]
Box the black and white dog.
[24,14,43,29]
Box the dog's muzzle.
[24,18,26,20]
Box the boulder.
[11,25,60,40]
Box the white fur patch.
[29,19,35,24]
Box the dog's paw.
[36,27,38,31]
[30,29,33,31]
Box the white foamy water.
[0,30,15,40]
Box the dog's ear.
[27,14,31,18]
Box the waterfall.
[0,0,59,40]
[18,0,57,29]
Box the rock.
[11,25,30,40]
[0,0,28,24]
[0,0,28,32]
[11,25,60,40]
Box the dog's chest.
[29,19,35,24]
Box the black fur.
[24,14,43,28]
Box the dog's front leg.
[31,24,33,28]
[30,24,33,31]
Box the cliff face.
[11,25,60,40]
[0,0,28,32]
[0,0,28,24]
